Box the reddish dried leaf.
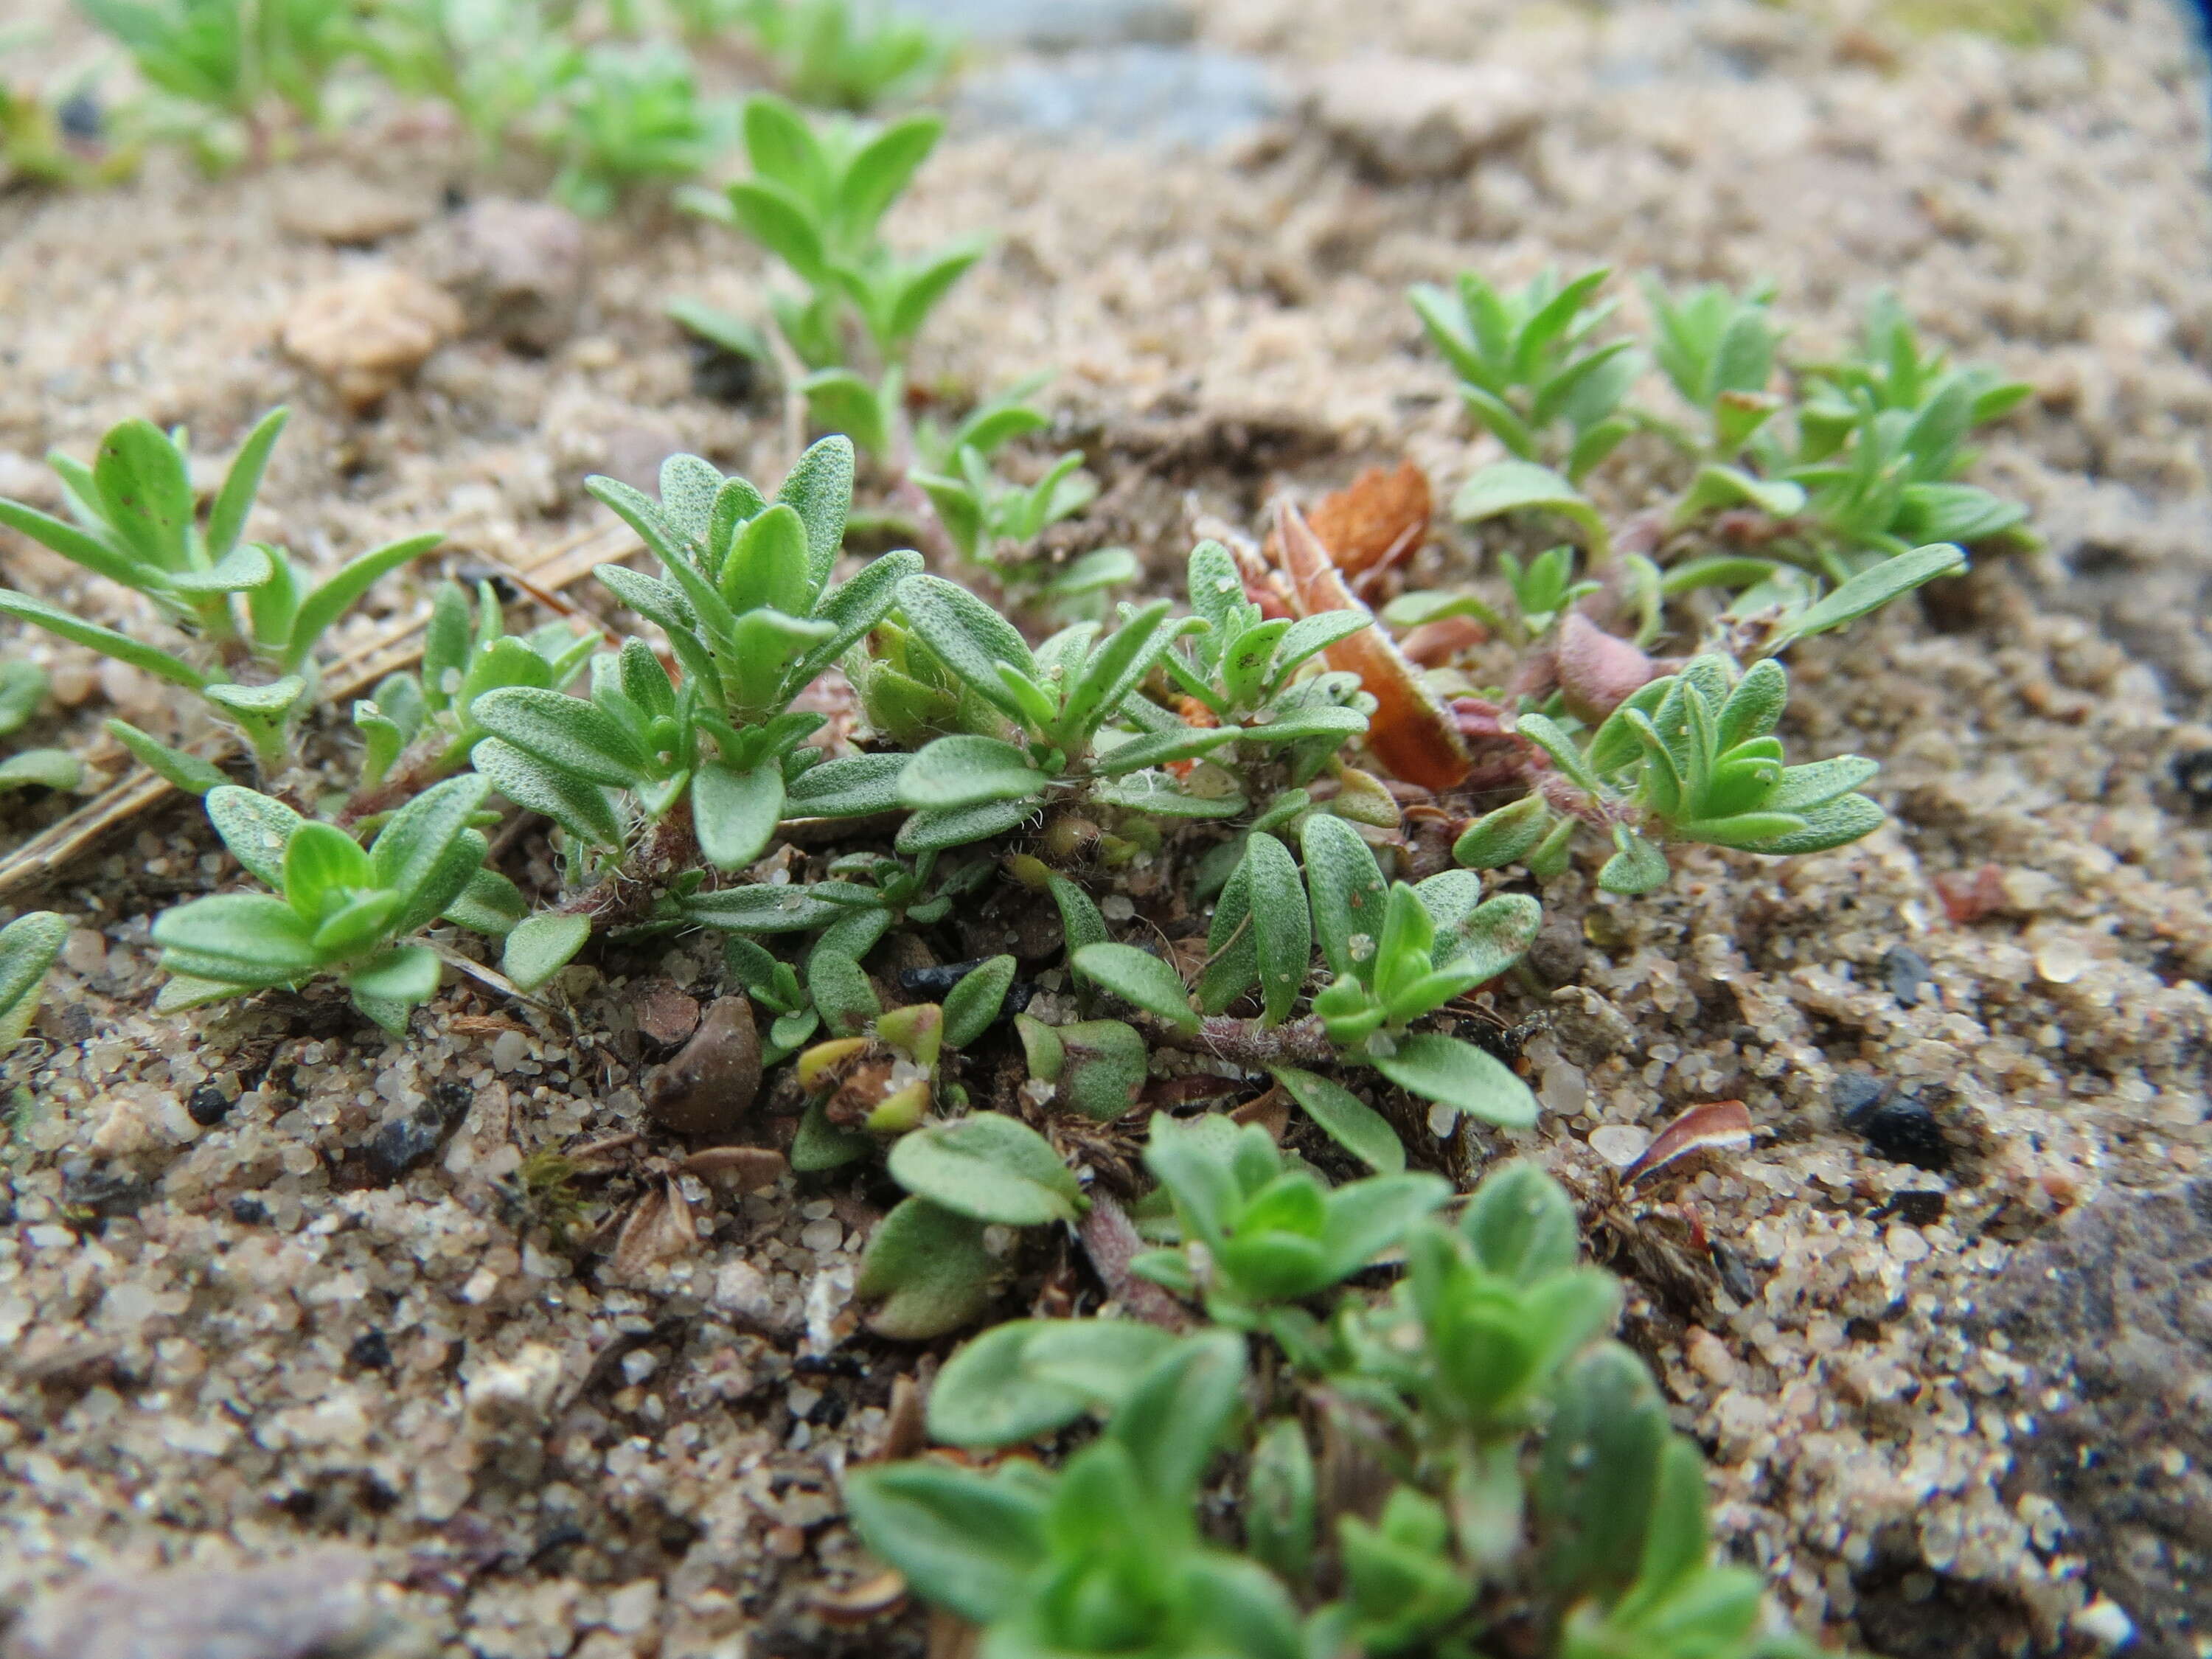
[1275,501,1470,790]
[1304,459,1433,578]
[1621,1100,1754,1187]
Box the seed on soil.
[645,996,763,1135]
[347,1329,392,1371]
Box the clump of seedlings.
[0,406,442,783]
[678,92,987,456]
[0,268,2034,1659]
[850,1154,1809,1659]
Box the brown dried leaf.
[1276,501,1470,790]
[1621,1100,1755,1187]
[1304,459,1433,578]
[611,1175,698,1280]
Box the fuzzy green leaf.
[928,1318,1179,1448]
[204,785,305,887]
[1453,460,1610,561]
[694,759,785,872]
[1071,943,1196,1035]
[282,532,444,670]
[1301,812,1388,983]
[0,911,68,1048]
[153,892,323,984]
[344,945,441,1005]
[1369,1032,1537,1127]
[943,954,1016,1048]
[0,591,206,689]
[472,739,627,850]
[473,686,650,789]
[842,1463,1048,1629]
[895,796,1038,854]
[1270,1065,1405,1173]
[1773,542,1967,650]
[856,1197,998,1340]
[0,750,79,793]
[887,1112,1085,1225]
[898,734,1049,810]
[370,773,492,909]
[504,914,591,993]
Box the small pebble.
[800,1218,844,1253]
[347,1329,392,1371]
[490,1029,529,1072]
[1882,944,1935,1006]
[645,996,762,1135]
[1857,1096,1952,1172]
[185,1083,233,1127]
[1588,1124,1649,1166]
[2169,748,2212,811]
[1101,894,1135,921]
[1830,1069,1891,1124]
[229,1196,270,1226]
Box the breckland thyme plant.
[10,268,2028,1659]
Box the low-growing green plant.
[148,776,566,1031]
[1427,274,2028,612]
[850,1155,1817,1659]
[1071,815,1541,1133]
[79,0,356,168]
[543,41,723,215]
[349,578,598,810]
[475,438,917,881]
[887,577,1250,851]
[857,1102,1079,1335]
[735,0,955,111]
[0,664,79,796]
[0,407,442,776]
[0,911,69,1051]
[910,438,1094,571]
[678,93,985,454]
[1133,1112,1450,1340]
[1456,634,1919,896]
[352,0,581,158]
[1159,538,1377,783]
[1411,265,1638,485]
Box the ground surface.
[1,1,2211,1655]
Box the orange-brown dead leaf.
[1621,1100,1755,1188]
[1305,459,1433,579]
[1275,501,1470,791]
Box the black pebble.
[2171,748,2212,811]
[347,1329,392,1371]
[1858,1096,1952,1173]
[895,961,1037,1020]
[186,1082,233,1127]
[688,337,758,406]
[1831,1069,1891,1124]
[365,1079,476,1185]
[229,1195,270,1225]
[57,91,102,142]
[1882,945,1935,1007]
[1885,1190,1949,1226]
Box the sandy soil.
[1,0,2210,1654]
